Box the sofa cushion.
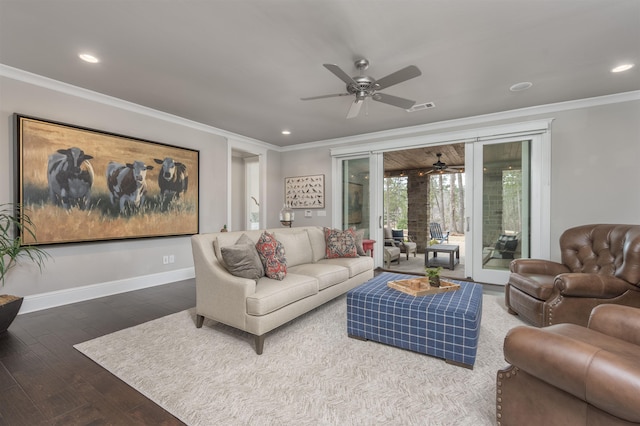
[246,274,318,316]
[324,227,358,258]
[220,233,264,281]
[273,230,313,267]
[509,273,556,300]
[306,226,327,262]
[318,256,374,278]
[288,263,350,290]
[256,231,287,280]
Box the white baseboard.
[19,268,195,314]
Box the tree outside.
[384,172,466,236]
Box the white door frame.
[332,119,552,283]
[467,133,548,284]
[228,139,268,231]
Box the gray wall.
[279,100,640,261]
[2,70,638,303]
[0,75,229,297]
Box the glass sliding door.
[334,153,384,267]
[342,157,371,234]
[471,139,531,283]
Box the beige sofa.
[191,226,374,354]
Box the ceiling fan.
[427,153,465,174]
[301,58,422,119]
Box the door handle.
[466,217,470,232]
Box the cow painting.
[47,147,94,210]
[106,161,154,214]
[153,157,188,204]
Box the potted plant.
[0,203,50,333]
[425,266,442,287]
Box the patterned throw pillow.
[255,231,287,280]
[324,227,358,258]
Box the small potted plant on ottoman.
[425,266,442,287]
[1,203,50,333]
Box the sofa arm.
[554,273,634,298]
[588,304,640,346]
[191,235,257,330]
[509,258,569,276]
[504,324,640,422]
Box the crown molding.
[3,64,637,154]
[284,90,640,152]
[0,64,278,151]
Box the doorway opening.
[382,144,466,279]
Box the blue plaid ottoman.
[347,272,483,369]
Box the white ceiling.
[1,0,638,147]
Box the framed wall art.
[284,174,324,208]
[15,114,199,246]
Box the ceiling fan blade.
[346,99,363,119]
[300,93,350,101]
[373,93,416,110]
[375,65,422,90]
[323,64,358,85]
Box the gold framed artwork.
[15,114,199,246]
[284,174,324,208]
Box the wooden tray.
[387,277,460,296]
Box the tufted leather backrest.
[560,224,640,285]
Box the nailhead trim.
[496,366,518,425]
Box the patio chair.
[483,234,519,265]
[429,223,450,244]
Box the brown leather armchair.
[497,304,640,425]
[505,224,640,327]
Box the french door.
[332,120,551,281]
[334,153,384,267]
[467,132,549,284]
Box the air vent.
[406,102,435,112]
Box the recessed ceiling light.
[281,130,291,135]
[79,53,99,63]
[611,64,634,73]
[509,82,533,92]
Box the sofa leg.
[196,314,204,328]
[255,334,265,355]
[507,308,518,315]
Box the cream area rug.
[74,294,526,426]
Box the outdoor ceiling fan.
[427,153,465,174]
[301,59,422,119]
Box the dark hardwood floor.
[0,279,196,426]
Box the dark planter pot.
[429,276,441,287]
[0,295,23,333]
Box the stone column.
[407,170,430,252]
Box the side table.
[362,239,376,257]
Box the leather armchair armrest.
[588,304,640,346]
[504,324,640,422]
[509,258,569,276]
[504,325,599,399]
[554,273,633,298]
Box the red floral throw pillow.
[324,227,358,259]
[255,231,287,280]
